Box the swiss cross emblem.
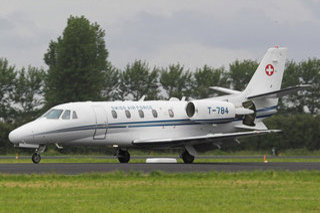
[265,64,274,76]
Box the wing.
[132,129,281,147]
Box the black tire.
[32,153,41,164]
[118,150,130,163]
[181,151,194,164]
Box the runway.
[0,162,320,174]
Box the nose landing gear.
[32,145,46,164]
[32,153,41,164]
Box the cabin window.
[62,110,71,120]
[138,110,144,118]
[72,111,78,119]
[44,109,63,119]
[168,109,174,118]
[125,110,131,119]
[111,110,117,119]
[152,109,158,118]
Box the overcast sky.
[1,0,320,70]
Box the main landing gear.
[181,150,195,164]
[117,149,130,163]
[32,145,46,164]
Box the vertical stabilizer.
[244,47,287,98]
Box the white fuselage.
[8,99,276,150]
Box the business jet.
[8,47,309,164]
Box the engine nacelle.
[186,100,236,122]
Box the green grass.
[0,171,320,212]
[1,156,320,164]
[194,158,320,163]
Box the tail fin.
[244,47,287,98]
[240,47,287,125]
[240,47,310,126]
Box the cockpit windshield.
[44,109,64,119]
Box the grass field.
[0,171,320,212]
[1,156,320,164]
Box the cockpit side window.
[62,110,71,120]
[72,111,78,119]
[44,109,63,119]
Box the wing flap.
[132,129,281,145]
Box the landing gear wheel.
[118,150,130,163]
[32,153,41,164]
[181,151,194,164]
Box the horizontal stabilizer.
[247,84,311,99]
[132,129,281,145]
[209,86,241,95]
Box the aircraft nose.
[8,125,34,144]
[8,129,20,144]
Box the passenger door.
[92,106,107,140]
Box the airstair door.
[92,106,107,140]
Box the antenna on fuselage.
[138,95,145,102]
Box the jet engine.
[186,100,256,123]
[185,100,236,122]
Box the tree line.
[0,16,319,154]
